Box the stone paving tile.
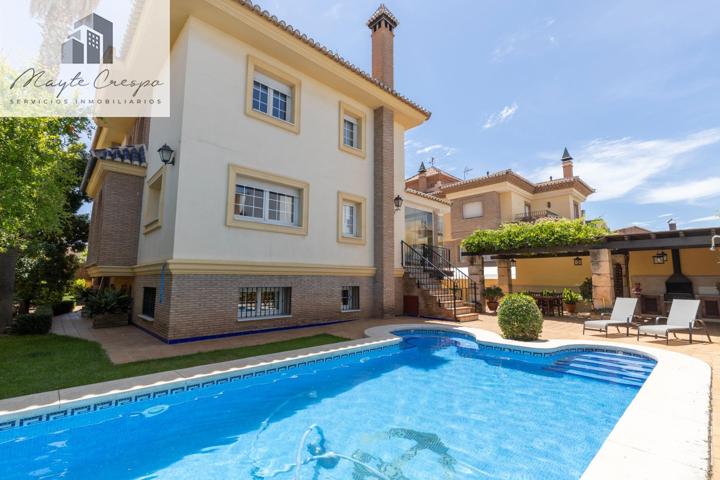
[51,311,719,476]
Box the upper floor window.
[143,166,165,234]
[573,201,581,219]
[226,164,309,235]
[462,201,483,219]
[246,56,301,134]
[338,102,366,158]
[337,191,366,245]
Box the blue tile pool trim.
[0,342,400,432]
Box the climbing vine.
[461,218,610,255]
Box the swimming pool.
[0,329,657,479]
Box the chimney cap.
[418,161,426,173]
[367,4,399,29]
[561,147,573,162]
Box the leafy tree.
[0,116,90,328]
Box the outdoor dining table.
[528,294,564,317]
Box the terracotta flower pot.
[564,303,577,314]
[486,299,499,312]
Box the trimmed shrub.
[579,277,593,300]
[52,300,75,315]
[497,293,543,341]
[84,289,131,317]
[11,311,53,335]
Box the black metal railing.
[401,241,480,320]
[508,209,560,223]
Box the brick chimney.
[417,161,427,191]
[561,147,574,179]
[367,4,399,88]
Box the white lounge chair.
[583,297,638,337]
[636,299,711,345]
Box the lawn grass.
[0,333,348,400]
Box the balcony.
[505,209,561,223]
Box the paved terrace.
[53,312,719,475]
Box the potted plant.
[85,289,132,328]
[562,288,582,314]
[484,286,504,312]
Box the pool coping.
[0,324,710,479]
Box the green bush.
[497,293,543,341]
[579,277,593,300]
[52,300,75,315]
[11,311,53,335]
[562,288,583,305]
[84,289,131,317]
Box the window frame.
[237,286,292,321]
[341,285,360,312]
[245,56,301,134]
[140,287,157,321]
[462,201,484,219]
[338,101,367,158]
[143,166,165,234]
[226,164,309,236]
[337,191,367,245]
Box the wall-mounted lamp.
[652,250,668,264]
[510,258,517,268]
[393,195,403,212]
[573,256,583,266]
[157,144,175,165]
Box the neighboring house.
[81,2,433,342]
[405,149,596,292]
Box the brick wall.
[373,106,395,317]
[132,273,375,341]
[93,172,143,266]
[371,26,394,87]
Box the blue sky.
[256,0,720,230]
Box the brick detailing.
[371,24,394,88]
[87,172,143,266]
[373,106,395,317]
[132,274,374,341]
[444,191,501,265]
[562,160,574,179]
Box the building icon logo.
[61,13,113,64]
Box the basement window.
[341,286,360,312]
[238,287,291,320]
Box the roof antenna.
[463,166,473,179]
[429,156,436,167]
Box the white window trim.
[245,55,301,134]
[338,101,366,158]
[337,191,366,245]
[226,164,309,236]
[462,201,484,219]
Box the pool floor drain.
[141,405,169,418]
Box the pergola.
[463,227,718,310]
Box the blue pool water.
[0,330,655,479]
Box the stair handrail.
[418,244,481,312]
[401,241,460,320]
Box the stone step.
[455,313,479,322]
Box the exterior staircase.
[401,241,481,322]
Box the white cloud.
[530,128,720,202]
[483,103,518,129]
[414,143,458,158]
[639,177,720,204]
[658,213,674,218]
[687,215,720,224]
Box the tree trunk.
[0,248,18,331]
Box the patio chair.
[583,297,638,337]
[637,299,711,345]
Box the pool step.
[545,352,654,387]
